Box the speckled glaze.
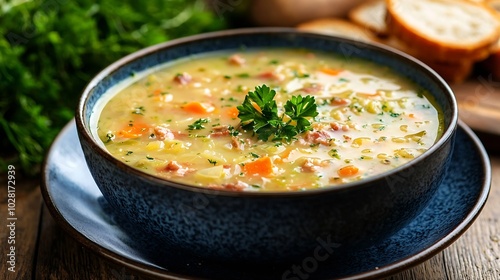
[75,28,458,263]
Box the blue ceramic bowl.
[76,28,458,263]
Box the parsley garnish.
[237,85,318,142]
[188,118,209,130]
[208,159,217,166]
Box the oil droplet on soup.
[97,49,443,192]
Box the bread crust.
[349,0,388,36]
[297,18,378,42]
[383,36,474,82]
[386,0,500,62]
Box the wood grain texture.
[0,178,42,280]
[1,156,498,280]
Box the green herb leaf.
[237,85,318,142]
[188,118,209,130]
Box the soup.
[97,49,443,192]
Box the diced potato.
[265,144,287,155]
[330,109,344,121]
[366,100,381,114]
[195,165,225,180]
[351,137,371,148]
[394,148,414,159]
[391,137,409,143]
[163,140,186,154]
[146,140,165,151]
[200,150,227,164]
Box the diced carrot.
[117,121,150,138]
[243,156,273,176]
[152,89,162,96]
[409,113,415,118]
[182,102,215,114]
[319,68,343,76]
[337,165,359,177]
[226,107,240,119]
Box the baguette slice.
[297,18,378,42]
[475,1,500,80]
[386,0,500,62]
[384,37,474,83]
[348,0,388,36]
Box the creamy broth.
[97,49,443,192]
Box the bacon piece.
[331,97,350,106]
[258,71,284,81]
[210,125,230,137]
[301,84,323,94]
[304,130,333,146]
[330,122,349,132]
[208,181,248,191]
[228,54,245,66]
[173,72,192,85]
[301,158,329,173]
[164,161,189,176]
[231,136,244,150]
[154,125,175,140]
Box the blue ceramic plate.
[41,120,491,279]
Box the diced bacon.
[154,125,175,140]
[208,181,248,191]
[164,161,189,176]
[173,72,192,85]
[330,122,349,132]
[210,125,230,137]
[301,158,329,173]
[301,84,323,94]
[304,130,333,146]
[331,97,350,106]
[258,71,284,81]
[228,54,245,66]
[231,136,244,150]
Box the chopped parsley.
[208,159,217,166]
[187,118,209,130]
[105,133,115,143]
[236,73,250,78]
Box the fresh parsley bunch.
[0,0,226,176]
[237,85,318,142]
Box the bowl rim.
[76,27,459,198]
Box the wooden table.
[1,132,499,280]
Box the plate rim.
[40,119,491,280]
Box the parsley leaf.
[237,85,318,142]
[284,95,318,134]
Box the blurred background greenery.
[0,0,237,176]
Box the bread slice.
[348,0,388,36]
[297,18,378,42]
[475,1,500,80]
[383,36,474,83]
[386,0,500,62]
